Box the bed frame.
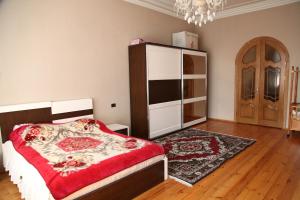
[0,98,165,200]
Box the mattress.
[3,141,166,200]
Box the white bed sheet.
[3,141,167,200]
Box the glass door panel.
[265,44,281,63]
[241,66,256,100]
[183,101,206,123]
[183,79,206,99]
[242,46,256,64]
[264,66,280,102]
[183,54,206,75]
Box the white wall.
[0,1,299,130]
[0,0,193,126]
[197,2,300,121]
[2,1,298,127]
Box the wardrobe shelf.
[183,74,207,79]
[183,97,207,104]
[183,117,207,128]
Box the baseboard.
[208,118,236,123]
[208,118,289,131]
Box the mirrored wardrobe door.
[236,39,261,125]
[258,38,288,128]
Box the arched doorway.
[235,37,289,128]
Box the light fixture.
[175,0,226,27]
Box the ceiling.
[224,0,265,8]
[125,0,300,20]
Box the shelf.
[183,74,206,79]
[183,97,206,104]
[182,49,207,56]
[182,51,206,75]
[183,100,207,125]
[183,117,207,128]
[183,79,206,99]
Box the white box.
[172,31,199,50]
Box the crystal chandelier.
[175,0,226,27]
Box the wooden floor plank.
[211,138,286,200]
[235,139,292,200]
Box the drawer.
[149,101,181,138]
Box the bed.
[0,98,167,200]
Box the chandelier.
[175,0,226,27]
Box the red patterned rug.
[154,128,255,186]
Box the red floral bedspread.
[9,119,164,199]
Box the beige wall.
[197,2,300,122]
[0,0,193,126]
[0,0,299,130]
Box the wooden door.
[258,38,288,128]
[236,37,289,128]
[236,39,261,125]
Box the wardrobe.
[129,42,207,139]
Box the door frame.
[235,36,290,128]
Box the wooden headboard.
[0,98,93,143]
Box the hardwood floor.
[135,120,300,200]
[0,120,300,200]
[0,173,20,200]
